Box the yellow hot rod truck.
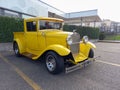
[13,17,96,74]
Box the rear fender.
[13,39,25,53]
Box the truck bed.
[13,32,25,53]
[13,32,25,41]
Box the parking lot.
[0,42,120,90]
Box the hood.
[44,30,73,38]
[41,30,73,47]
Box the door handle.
[42,32,45,36]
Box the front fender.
[45,44,70,56]
[80,41,96,57]
[87,41,96,49]
[32,44,70,60]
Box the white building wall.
[0,0,48,18]
[64,9,98,18]
[89,22,101,27]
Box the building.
[0,0,101,27]
[0,0,48,18]
[2,0,120,33]
[1,0,120,33]
[63,9,101,28]
[0,0,66,18]
[100,19,120,33]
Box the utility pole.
[81,17,83,26]
[94,21,96,28]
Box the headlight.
[67,34,73,45]
[82,36,88,43]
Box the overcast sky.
[41,0,120,22]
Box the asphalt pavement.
[0,42,120,90]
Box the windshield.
[39,20,62,30]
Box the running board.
[22,52,37,59]
[65,58,95,73]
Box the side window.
[26,21,36,31]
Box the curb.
[98,40,120,43]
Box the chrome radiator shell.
[69,33,80,54]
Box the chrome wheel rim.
[46,55,56,71]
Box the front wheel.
[88,49,94,58]
[45,51,64,74]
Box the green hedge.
[99,32,106,40]
[63,25,100,39]
[0,16,23,42]
[0,16,100,42]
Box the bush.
[0,17,100,42]
[99,32,106,40]
[63,25,100,39]
[0,16,23,42]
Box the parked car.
[13,17,96,74]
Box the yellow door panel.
[25,32,38,50]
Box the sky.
[41,0,120,22]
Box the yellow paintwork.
[13,32,26,53]
[80,41,96,57]
[73,53,87,63]
[69,41,96,63]
[32,44,70,60]
[13,17,96,63]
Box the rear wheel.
[45,51,64,74]
[13,42,21,57]
[88,49,94,58]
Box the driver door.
[25,20,38,50]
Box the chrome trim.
[69,33,80,54]
[65,58,95,73]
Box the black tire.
[45,51,64,74]
[13,42,21,57]
[88,49,94,58]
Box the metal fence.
[100,22,120,34]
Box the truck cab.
[13,17,96,74]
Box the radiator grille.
[70,43,79,54]
[69,33,80,54]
